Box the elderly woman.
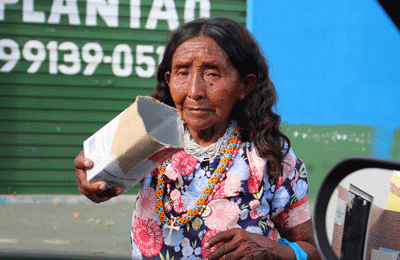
[75,18,321,260]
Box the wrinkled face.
[165,35,252,139]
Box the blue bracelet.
[277,238,308,260]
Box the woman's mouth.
[185,107,214,113]
[187,107,211,111]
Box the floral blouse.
[130,142,311,260]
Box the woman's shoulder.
[282,141,296,159]
[241,141,305,181]
[240,141,299,166]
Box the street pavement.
[0,195,137,259]
[1,195,315,259]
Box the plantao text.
[0,0,211,31]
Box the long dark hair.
[152,18,290,178]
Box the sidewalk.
[1,195,316,259]
[0,195,137,258]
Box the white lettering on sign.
[0,38,19,72]
[48,0,81,25]
[0,38,164,77]
[58,41,81,74]
[0,0,18,20]
[112,43,133,77]
[136,45,155,78]
[22,40,46,73]
[86,0,118,27]
[1,0,210,29]
[184,0,210,23]
[82,43,103,75]
[0,0,213,78]
[22,0,45,23]
[146,0,179,30]
[46,41,59,74]
[130,0,140,28]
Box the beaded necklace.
[155,127,241,231]
[184,120,238,160]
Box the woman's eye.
[206,72,220,77]
[177,70,188,76]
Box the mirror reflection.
[325,168,400,260]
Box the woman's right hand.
[74,150,124,203]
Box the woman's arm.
[278,219,321,260]
[74,150,124,203]
[204,219,321,260]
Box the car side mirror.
[313,157,400,260]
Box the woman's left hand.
[204,228,281,260]
[204,220,321,260]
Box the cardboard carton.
[83,96,183,192]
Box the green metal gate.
[0,0,247,194]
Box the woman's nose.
[187,72,206,100]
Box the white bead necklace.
[183,120,238,160]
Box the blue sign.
[249,0,400,159]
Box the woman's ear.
[239,74,257,100]
[165,71,171,86]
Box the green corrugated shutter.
[0,0,247,194]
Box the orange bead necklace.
[155,127,241,229]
